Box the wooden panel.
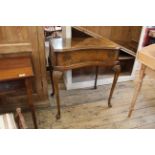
[74,26,142,52]
[110,26,131,43]
[0,43,32,54]
[27,27,43,96]
[37,27,48,99]
[0,56,32,70]
[80,26,112,38]
[131,26,142,42]
[0,26,29,43]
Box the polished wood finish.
[0,26,48,109]
[0,56,33,81]
[50,37,119,51]
[128,44,155,117]
[49,37,121,118]
[49,38,120,71]
[0,56,38,128]
[0,43,32,54]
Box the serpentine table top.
[50,37,120,52]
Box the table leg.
[48,57,55,96]
[25,78,38,129]
[53,71,62,119]
[94,66,99,89]
[108,64,121,107]
[128,64,146,117]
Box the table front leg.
[53,71,63,119]
[108,64,121,107]
[25,78,38,129]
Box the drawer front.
[56,49,119,67]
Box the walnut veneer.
[48,37,121,119]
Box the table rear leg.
[108,65,121,107]
[48,57,55,96]
[94,66,99,89]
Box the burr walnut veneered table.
[48,37,121,119]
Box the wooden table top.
[138,44,155,70]
[50,37,120,52]
[0,56,33,82]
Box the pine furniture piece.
[0,55,38,128]
[128,44,155,117]
[48,37,121,119]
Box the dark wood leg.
[94,66,99,89]
[108,65,121,108]
[50,69,55,96]
[25,78,38,129]
[48,57,55,96]
[128,64,146,117]
[53,71,62,119]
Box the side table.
[0,56,38,129]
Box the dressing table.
[48,37,121,119]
